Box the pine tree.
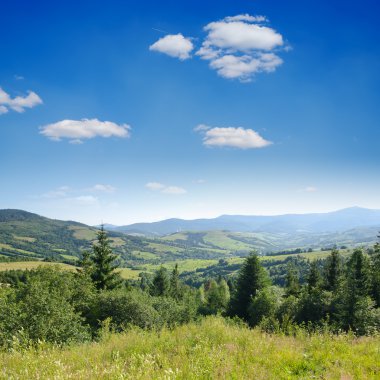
[150,266,170,297]
[307,261,321,292]
[285,262,300,297]
[90,226,121,290]
[228,253,270,321]
[324,249,342,292]
[169,264,182,300]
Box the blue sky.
[1,0,379,225]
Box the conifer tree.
[169,264,182,300]
[285,262,300,297]
[324,249,342,292]
[77,250,93,277]
[307,261,321,292]
[228,253,270,321]
[90,226,121,290]
[150,266,170,297]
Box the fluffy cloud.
[39,118,131,143]
[145,182,186,195]
[0,87,42,114]
[195,124,272,149]
[149,34,194,60]
[197,15,285,81]
[91,184,116,193]
[149,14,287,82]
[209,53,282,80]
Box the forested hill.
[111,207,380,236]
[0,209,379,266]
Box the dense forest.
[1,227,379,352]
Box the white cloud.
[0,87,42,114]
[209,53,282,81]
[300,186,318,193]
[91,184,116,193]
[150,14,287,82]
[193,124,210,132]
[42,186,71,199]
[162,186,187,194]
[14,75,24,80]
[224,14,268,23]
[202,19,283,52]
[146,182,166,191]
[197,15,286,82]
[150,34,194,60]
[196,125,272,149]
[39,118,131,143]
[145,182,186,195]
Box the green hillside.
[0,210,377,273]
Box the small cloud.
[195,125,272,149]
[39,118,131,143]
[300,186,318,193]
[146,182,166,191]
[91,184,116,193]
[42,186,70,199]
[145,182,186,195]
[0,87,42,114]
[162,186,187,194]
[193,124,210,132]
[149,33,194,60]
[14,75,24,80]
[224,14,268,23]
[194,179,206,184]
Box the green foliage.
[228,253,270,321]
[285,262,300,297]
[150,266,170,296]
[0,267,91,348]
[90,227,122,290]
[323,249,343,291]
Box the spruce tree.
[285,262,300,297]
[324,249,342,292]
[228,253,270,321]
[90,226,121,290]
[150,266,170,297]
[307,261,321,292]
[77,250,93,277]
[169,264,182,300]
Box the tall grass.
[1,317,379,379]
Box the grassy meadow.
[1,317,378,379]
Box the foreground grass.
[1,317,379,379]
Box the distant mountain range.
[0,208,379,267]
[106,207,380,236]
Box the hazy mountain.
[111,207,380,236]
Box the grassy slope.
[1,317,378,379]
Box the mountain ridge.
[105,207,380,236]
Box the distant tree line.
[0,229,379,351]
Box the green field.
[1,317,378,379]
[0,261,75,272]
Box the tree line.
[0,228,379,350]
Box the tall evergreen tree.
[169,264,182,300]
[150,266,170,297]
[228,253,270,321]
[285,262,300,297]
[90,226,121,290]
[324,249,343,292]
[307,261,321,292]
